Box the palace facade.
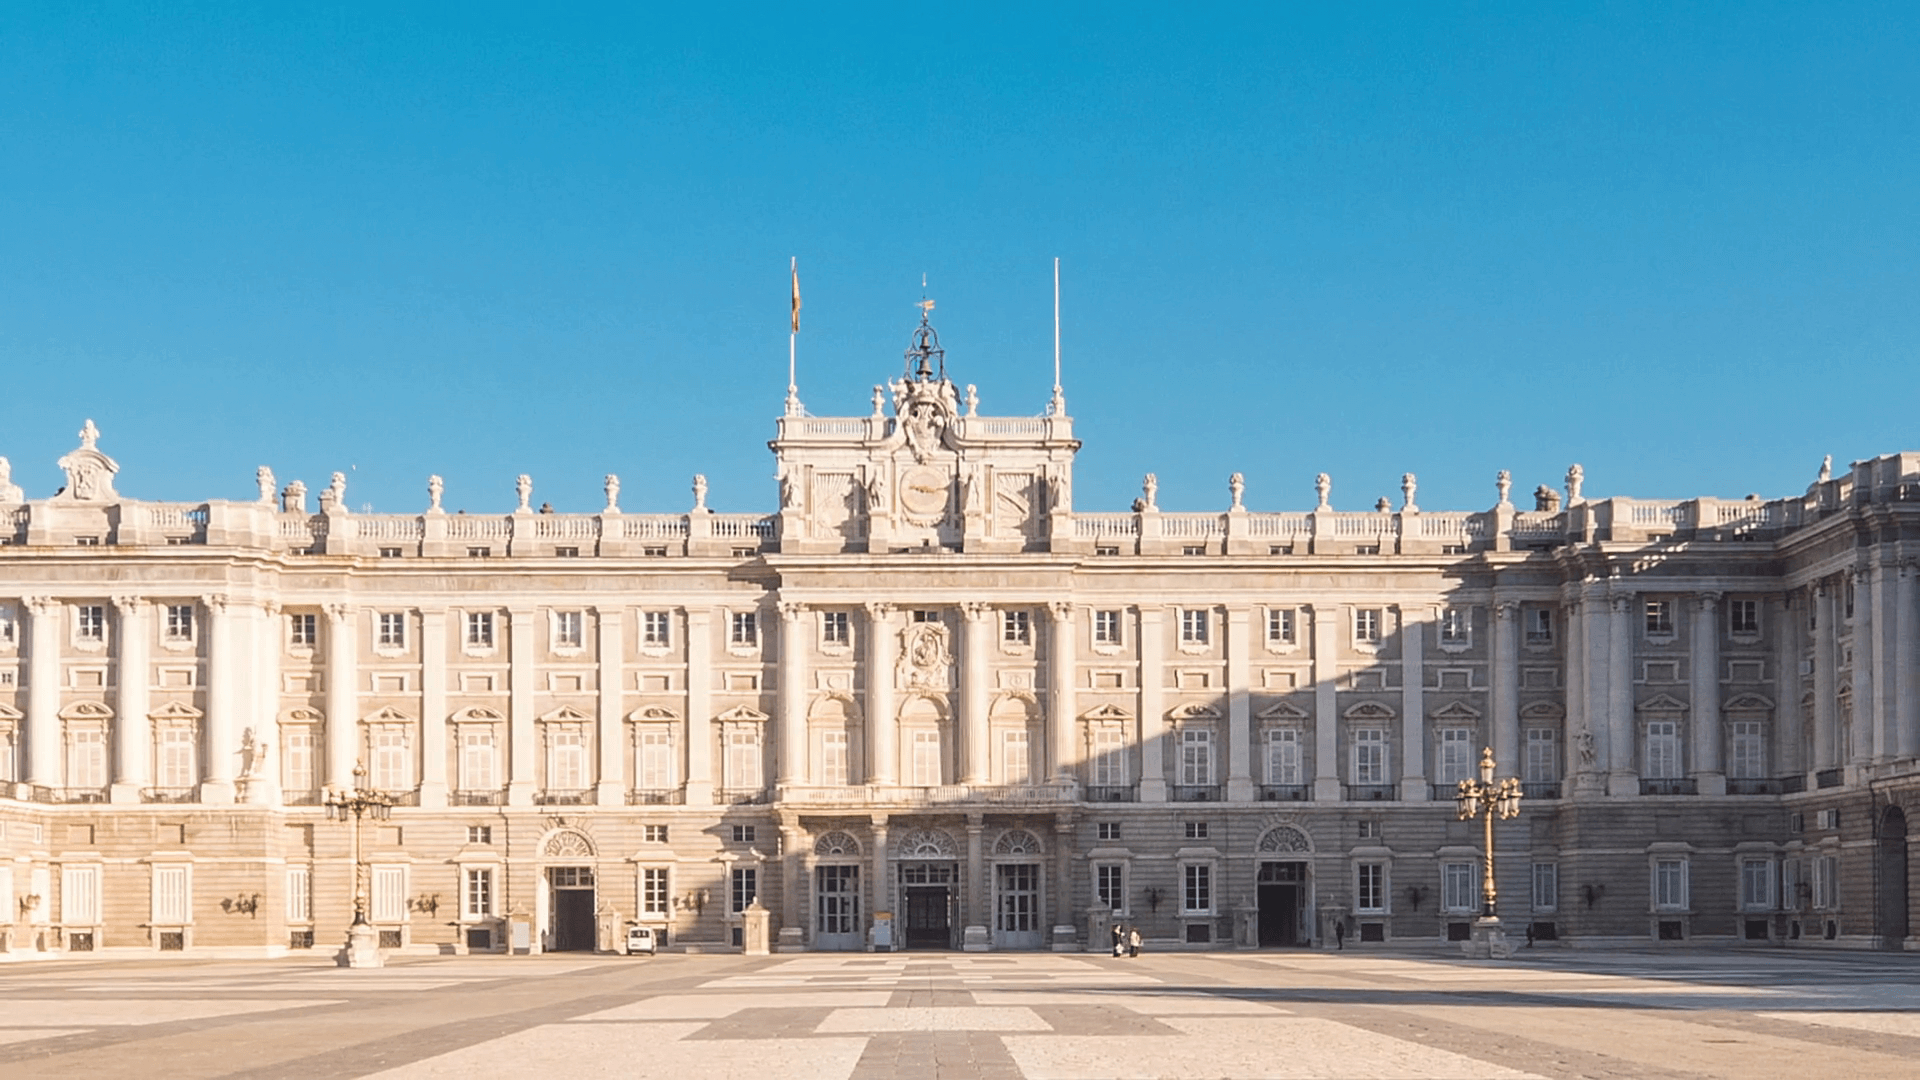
[0,314,1915,959]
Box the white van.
[625,925,658,956]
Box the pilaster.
[960,602,992,785]
[417,608,448,807]
[1690,592,1724,795]
[777,602,809,787]
[1048,601,1077,786]
[1310,604,1340,801]
[199,594,236,804]
[110,596,149,803]
[1137,607,1167,802]
[681,608,712,805]
[1490,601,1520,780]
[323,604,358,789]
[1225,606,1253,800]
[1605,590,1636,797]
[865,603,897,787]
[507,609,536,806]
[1399,608,1427,801]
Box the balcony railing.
[452,789,507,806]
[1521,781,1562,800]
[1815,768,1844,789]
[1258,784,1310,802]
[52,787,108,804]
[283,789,322,806]
[1780,774,1808,794]
[380,789,422,807]
[1726,778,1783,796]
[535,789,592,806]
[1345,783,1397,802]
[720,788,769,805]
[141,787,196,804]
[627,788,682,805]
[1640,778,1698,796]
[1172,784,1222,802]
[1083,785,1137,803]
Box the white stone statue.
[1565,463,1585,505]
[1819,455,1832,482]
[1496,470,1512,507]
[871,385,886,416]
[1142,473,1158,511]
[962,465,983,515]
[1228,472,1245,510]
[1401,473,1417,512]
[1050,472,1071,513]
[239,727,267,778]
[866,470,888,514]
[604,473,621,513]
[1314,472,1331,510]
[57,419,119,502]
[428,475,444,512]
[0,457,22,504]
[1375,496,1392,513]
[320,472,346,512]
[1534,484,1560,513]
[255,466,276,505]
[965,384,979,417]
[692,474,708,511]
[515,474,532,512]
[779,470,799,510]
[282,480,307,514]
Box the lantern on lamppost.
[324,762,394,968]
[1454,747,1523,958]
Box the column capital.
[323,603,354,625]
[1046,600,1074,622]
[778,601,809,621]
[1852,566,1872,585]
[259,599,282,617]
[111,595,148,616]
[200,593,230,614]
[869,812,890,829]
[1693,591,1722,612]
[1495,601,1519,621]
[960,601,993,623]
[1609,594,1635,614]
[863,601,896,620]
[24,595,58,616]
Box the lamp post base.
[338,921,386,968]
[1462,916,1513,960]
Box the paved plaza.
[0,949,1915,1079]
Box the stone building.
[0,312,1914,959]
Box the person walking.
[1128,926,1142,958]
[1334,919,1345,950]
[1111,922,1125,957]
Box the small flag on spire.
[790,257,801,333]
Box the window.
[1729,722,1764,780]
[290,613,317,648]
[1782,859,1801,909]
[1002,609,1031,646]
[466,825,492,844]
[67,728,106,789]
[1644,600,1673,636]
[1352,728,1387,784]
[1095,863,1125,912]
[460,729,497,792]
[820,729,850,785]
[816,865,858,933]
[637,729,674,791]
[157,728,196,789]
[1266,607,1295,645]
[1181,544,1206,556]
[1183,863,1212,914]
[1179,728,1213,786]
[1093,610,1121,646]
[1184,821,1210,841]
[1096,545,1121,557]
[1354,608,1381,644]
[641,611,670,648]
[370,729,410,791]
[1524,729,1558,783]
[1531,862,1558,912]
[465,611,494,649]
[1096,822,1121,842]
[912,609,940,623]
[75,536,101,546]
[287,865,312,922]
[1436,729,1473,784]
[61,864,101,924]
[76,605,106,643]
[1844,578,1856,618]
[1645,721,1682,779]
[1179,608,1209,645]
[1740,859,1774,911]
[151,865,190,924]
[1442,862,1476,913]
[554,610,585,650]
[731,866,757,912]
[1356,863,1385,912]
[1653,858,1689,910]
[641,867,670,916]
[822,611,850,647]
[378,546,403,558]
[731,825,756,844]
[0,605,13,645]
[164,604,194,642]
[1730,598,1760,636]
[467,546,491,558]
[548,729,587,790]
[1358,820,1381,840]
[464,867,494,918]
[1000,729,1030,785]
[1526,608,1553,645]
[730,611,758,647]
[1440,607,1470,645]
[1812,854,1838,909]
[910,730,941,786]
[284,730,316,794]
[372,866,407,922]
[377,611,406,649]
[726,729,762,791]
[1264,728,1301,785]
[643,824,669,844]
[1090,726,1126,787]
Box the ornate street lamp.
[1454,747,1522,957]
[324,762,393,968]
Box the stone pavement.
[0,948,1916,1079]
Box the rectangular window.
[1653,859,1689,910]
[77,605,106,642]
[370,730,410,791]
[465,611,494,648]
[816,864,859,933]
[61,864,101,924]
[464,867,494,918]
[290,613,317,647]
[548,730,587,790]
[1442,861,1476,912]
[157,728,196,789]
[1183,863,1212,914]
[1096,822,1121,842]
[554,610,585,649]
[1645,600,1673,636]
[637,729,674,791]
[726,730,762,791]
[466,825,492,844]
[1093,610,1121,646]
[1740,859,1774,911]
[1179,728,1214,786]
[910,730,941,786]
[1354,608,1381,644]
[641,867,670,916]
[1002,609,1031,646]
[151,865,190,924]
[1095,863,1125,913]
[1436,729,1473,784]
[822,611,850,646]
[821,729,850,785]
[730,611,757,647]
[1531,862,1558,912]
[1813,855,1838,910]
[67,728,107,789]
[1526,608,1553,645]
[641,611,670,648]
[1524,729,1558,783]
[731,825,756,843]
[1730,598,1760,636]
[1440,607,1469,645]
[1090,726,1127,787]
[1266,607,1295,645]
[378,546,403,558]
[459,730,497,791]
[0,605,14,645]
[731,866,757,913]
[377,611,406,649]
[1184,821,1209,840]
[1264,728,1301,785]
[164,604,194,642]
[1356,863,1385,912]
[1352,728,1387,784]
[284,730,316,793]
[372,866,407,922]
[1179,608,1209,645]
[911,609,940,623]
[1645,721,1682,779]
[286,865,312,922]
[1729,721,1764,780]
[643,824,669,844]
[1000,729,1030,785]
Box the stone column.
[778,815,805,950]
[200,595,237,804]
[1225,606,1254,801]
[1872,562,1898,760]
[596,606,629,805]
[1690,593,1724,795]
[1052,814,1074,947]
[777,602,809,787]
[1849,569,1874,772]
[1565,595,1589,789]
[870,815,891,944]
[1899,563,1920,760]
[323,604,358,788]
[681,608,711,805]
[960,602,993,785]
[250,600,281,806]
[1048,601,1077,785]
[110,597,150,803]
[1778,592,1806,777]
[1606,592,1636,796]
[507,609,536,806]
[963,813,988,950]
[1399,608,1426,801]
[1811,581,1837,776]
[865,603,897,788]
[1490,601,1520,780]
[1310,604,1340,801]
[23,598,60,788]
[418,608,448,807]
[1138,607,1168,802]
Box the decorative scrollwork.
[1256,825,1312,854]
[813,830,861,857]
[542,830,594,859]
[896,828,957,859]
[993,829,1043,856]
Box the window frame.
[1181,862,1214,915]
[1355,861,1387,914]
[1354,608,1382,645]
[375,610,407,651]
[1092,609,1122,647]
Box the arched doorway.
[1255,824,1314,947]
[896,828,958,949]
[991,829,1045,950]
[541,829,597,952]
[812,830,864,951]
[1878,805,1909,949]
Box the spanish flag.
[790,257,801,333]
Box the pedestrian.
[1525,923,1536,948]
[1111,922,1125,957]
[1128,927,1142,958]
[1334,919,1345,950]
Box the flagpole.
[1050,257,1065,416]
[786,256,802,416]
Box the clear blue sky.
[3,3,1916,515]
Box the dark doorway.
[904,887,952,949]
[1257,861,1304,947]
[1879,805,1909,948]
[550,866,596,952]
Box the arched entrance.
[1878,805,1909,949]
[896,828,958,949]
[1255,824,1314,947]
[812,830,864,951]
[991,829,1045,950]
[541,829,597,952]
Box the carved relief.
[542,830,595,859]
[814,830,861,857]
[897,465,951,524]
[56,420,119,502]
[993,472,1038,537]
[1256,824,1312,853]
[898,621,953,690]
[895,828,958,859]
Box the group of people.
[1109,922,1143,957]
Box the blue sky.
[3,3,1916,515]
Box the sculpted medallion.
[898,465,951,523]
[897,621,953,690]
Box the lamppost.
[1454,747,1522,958]
[324,762,393,968]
